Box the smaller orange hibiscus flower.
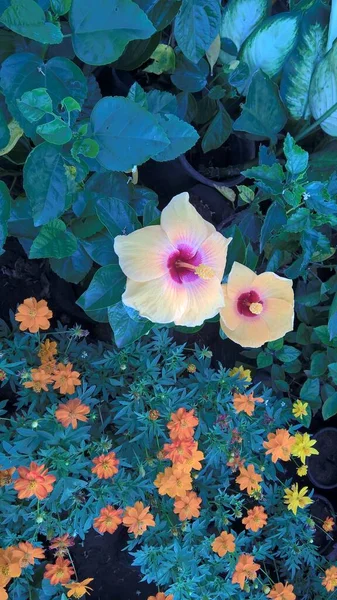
[323,566,337,592]
[123,502,155,537]
[179,442,204,473]
[263,429,296,463]
[44,557,74,585]
[148,593,173,600]
[173,491,201,521]
[323,517,335,532]
[167,408,198,441]
[235,464,262,496]
[12,542,45,567]
[55,398,90,429]
[163,439,195,464]
[14,462,56,500]
[212,531,236,557]
[232,554,260,590]
[64,578,94,598]
[15,298,52,333]
[0,467,15,487]
[94,506,123,534]
[49,534,75,556]
[242,506,268,532]
[267,582,296,600]
[233,392,264,416]
[91,452,119,479]
[52,363,81,395]
[23,368,53,393]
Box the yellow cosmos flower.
[297,465,308,477]
[291,433,319,464]
[114,192,231,327]
[292,399,308,419]
[219,262,294,348]
[284,483,313,515]
[229,366,252,382]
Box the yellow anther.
[249,302,263,315]
[194,264,215,279]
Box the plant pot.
[180,135,256,189]
[308,428,337,489]
[311,494,335,555]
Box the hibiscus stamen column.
[175,261,215,280]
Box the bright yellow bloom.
[297,465,308,477]
[292,399,308,419]
[229,366,252,382]
[291,433,319,464]
[284,483,313,515]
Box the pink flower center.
[167,245,202,283]
[237,291,263,317]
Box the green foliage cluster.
[0,321,332,600]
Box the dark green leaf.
[81,231,117,266]
[50,243,93,283]
[310,351,328,377]
[201,104,232,153]
[283,133,309,178]
[143,200,160,226]
[284,207,311,233]
[328,293,337,341]
[17,88,53,123]
[275,345,301,363]
[51,0,71,14]
[257,351,273,368]
[147,90,178,115]
[224,225,246,273]
[0,181,11,255]
[62,96,81,112]
[135,0,181,31]
[127,82,148,109]
[300,377,320,411]
[174,0,221,64]
[260,202,287,252]
[153,113,199,162]
[242,163,285,195]
[328,363,337,385]
[29,219,78,259]
[71,216,104,239]
[36,117,72,145]
[0,0,63,44]
[305,181,337,215]
[77,264,126,311]
[322,392,337,420]
[96,198,141,237]
[0,108,10,149]
[171,52,209,92]
[108,301,153,347]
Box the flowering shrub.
[0,301,334,599]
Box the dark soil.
[308,428,337,489]
[311,495,335,555]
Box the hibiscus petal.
[219,285,242,331]
[175,277,225,327]
[220,315,271,348]
[122,275,188,324]
[161,192,214,249]
[199,232,231,280]
[254,272,294,302]
[260,298,294,340]
[114,226,174,282]
[226,262,257,299]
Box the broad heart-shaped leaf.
[260,202,287,252]
[135,0,181,31]
[77,264,126,312]
[108,302,154,348]
[17,88,53,123]
[0,108,9,149]
[281,21,326,120]
[91,97,170,171]
[0,54,87,138]
[153,113,199,161]
[171,52,209,92]
[50,243,93,284]
[23,143,69,226]
[233,70,287,143]
[239,13,300,92]
[69,0,156,66]
[322,392,337,420]
[220,0,268,53]
[201,104,232,153]
[0,181,11,255]
[0,0,63,44]
[174,0,221,64]
[29,219,78,259]
[36,117,72,145]
[309,40,337,136]
[96,197,141,237]
[81,230,118,266]
[283,133,309,178]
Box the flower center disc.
[167,245,202,284]
[237,291,263,317]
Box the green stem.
[295,100,337,143]
[67,548,78,581]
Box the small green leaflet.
[0,0,63,44]
[283,133,309,178]
[17,88,53,123]
[29,219,78,259]
[174,0,221,64]
[201,104,232,153]
[0,181,11,255]
[153,113,199,162]
[36,117,72,145]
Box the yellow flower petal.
[220,284,241,331]
[254,272,294,303]
[260,298,294,340]
[199,232,231,280]
[122,275,188,324]
[226,262,257,299]
[220,315,271,348]
[175,277,225,327]
[161,192,214,249]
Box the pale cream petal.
[219,285,241,331]
[114,226,174,282]
[260,298,294,340]
[220,315,271,348]
[199,232,232,280]
[122,276,188,324]
[254,272,294,303]
[161,192,214,249]
[227,261,257,299]
[175,277,224,327]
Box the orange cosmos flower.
[163,439,195,464]
[14,462,56,500]
[38,339,57,373]
[167,408,198,441]
[179,442,204,473]
[44,557,74,585]
[263,429,296,463]
[267,582,296,600]
[242,506,268,532]
[0,467,15,487]
[64,578,94,598]
[220,262,294,348]
[236,464,262,495]
[55,398,90,429]
[323,517,335,532]
[123,502,155,537]
[49,534,75,556]
[12,542,45,567]
[165,465,192,498]
[15,298,52,333]
[173,491,201,520]
[232,554,260,590]
[233,392,264,416]
[114,192,231,327]
[52,363,81,395]
[0,587,8,600]
[154,468,174,496]
[23,368,53,393]
[212,531,236,557]
[148,593,173,600]
[227,454,245,472]
[323,566,337,592]
[94,506,123,534]
[0,547,21,586]
[91,452,119,479]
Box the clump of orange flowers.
[94,506,123,534]
[233,392,264,416]
[13,461,56,500]
[55,398,90,429]
[91,452,119,479]
[242,505,268,532]
[232,554,260,590]
[15,298,52,333]
[44,556,74,585]
[263,429,296,463]
[154,407,202,521]
[122,501,155,537]
[323,565,337,592]
[52,363,81,395]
